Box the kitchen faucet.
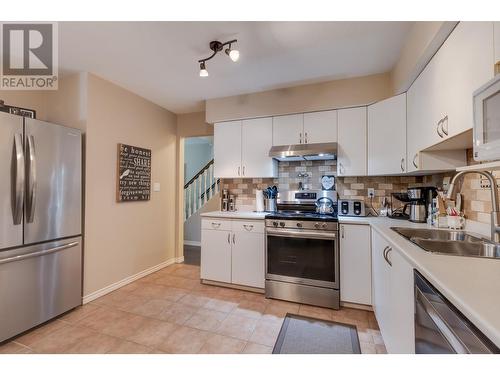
[446,170,500,243]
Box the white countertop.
[200,210,268,220]
[356,217,500,348]
[201,211,500,346]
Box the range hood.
[269,142,337,161]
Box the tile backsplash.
[221,152,499,224]
[459,149,500,224]
[221,160,445,213]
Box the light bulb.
[199,62,208,77]
[229,49,239,62]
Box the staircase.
[184,159,220,220]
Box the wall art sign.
[117,143,151,202]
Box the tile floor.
[0,263,386,354]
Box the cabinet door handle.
[400,158,405,172]
[237,166,240,176]
[437,119,444,138]
[442,115,449,136]
[242,166,245,176]
[232,233,236,244]
[412,153,418,169]
[305,132,308,143]
[211,222,221,229]
[383,247,393,267]
[382,246,389,259]
[243,224,254,231]
[299,132,302,144]
[341,225,345,239]
[227,233,230,244]
[338,162,344,175]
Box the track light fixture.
[198,39,239,77]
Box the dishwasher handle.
[415,287,468,354]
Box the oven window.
[267,236,335,282]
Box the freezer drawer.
[24,118,82,245]
[0,237,82,343]
[0,112,24,250]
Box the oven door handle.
[266,228,336,240]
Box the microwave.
[473,74,500,161]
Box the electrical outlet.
[367,188,375,198]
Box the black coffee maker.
[407,187,437,223]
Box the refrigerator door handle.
[0,241,79,265]
[26,135,37,223]
[13,133,25,225]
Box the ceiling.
[59,22,414,114]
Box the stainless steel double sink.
[391,227,500,259]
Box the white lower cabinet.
[340,224,371,305]
[371,229,415,353]
[201,218,265,289]
[200,227,232,283]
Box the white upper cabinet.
[439,22,494,138]
[272,114,304,146]
[241,117,277,178]
[214,118,277,178]
[214,121,242,178]
[495,22,500,64]
[337,107,367,176]
[273,111,337,146]
[303,110,338,144]
[407,22,493,172]
[368,93,407,175]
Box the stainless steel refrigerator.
[0,111,82,342]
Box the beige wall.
[44,73,88,132]
[177,111,213,137]
[83,74,178,296]
[390,21,457,93]
[0,90,47,120]
[175,111,214,256]
[205,73,392,123]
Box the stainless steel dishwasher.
[414,271,499,354]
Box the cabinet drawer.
[231,220,265,234]
[202,219,232,231]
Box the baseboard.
[82,258,177,304]
[184,240,201,247]
[340,301,373,311]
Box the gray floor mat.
[273,313,361,354]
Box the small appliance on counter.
[407,187,437,223]
[338,199,366,217]
[388,192,411,220]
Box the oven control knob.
[321,223,328,229]
[296,222,303,228]
[273,221,278,228]
[314,222,321,229]
[279,222,286,228]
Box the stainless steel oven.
[265,219,339,309]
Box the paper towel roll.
[255,190,264,212]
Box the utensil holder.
[264,198,277,212]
